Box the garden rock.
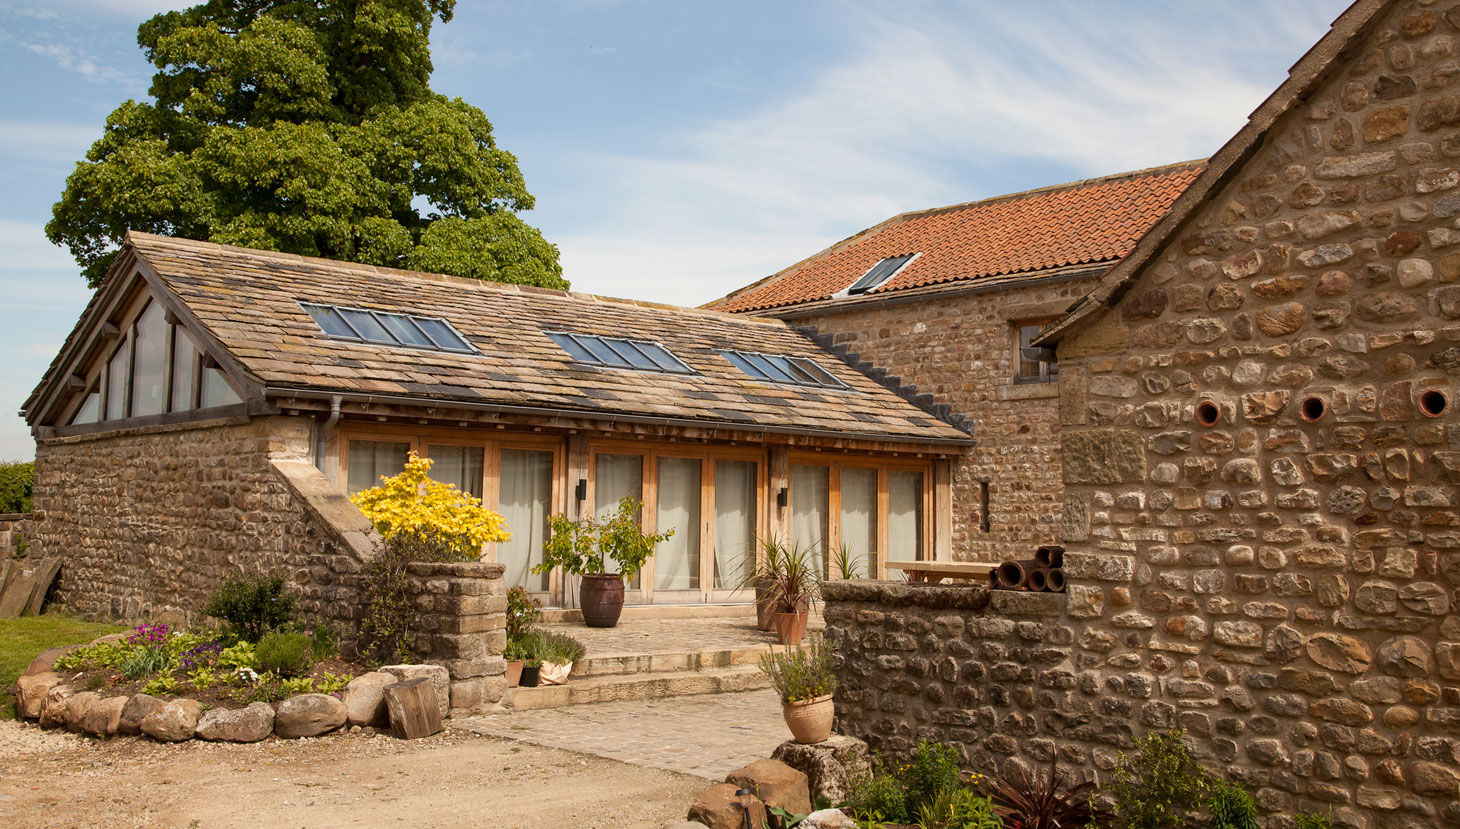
[802,809,858,829]
[88,633,129,647]
[141,699,203,742]
[688,783,766,829]
[83,696,128,737]
[381,664,450,715]
[342,671,395,727]
[23,646,77,677]
[274,693,347,738]
[196,702,274,743]
[62,691,100,733]
[38,685,74,729]
[119,694,165,736]
[724,759,811,817]
[661,822,708,829]
[771,735,871,804]
[15,671,61,719]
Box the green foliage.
[1108,730,1211,829]
[846,741,979,825]
[739,537,820,614]
[255,631,316,677]
[310,621,339,662]
[188,666,219,691]
[118,645,172,680]
[537,497,671,581]
[906,740,962,818]
[142,673,179,696]
[1293,813,1332,829]
[47,0,563,290]
[204,571,298,643]
[513,629,586,664]
[318,672,352,694]
[758,632,835,703]
[0,461,33,515]
[505,586,541,640]
[0,617,129,719]
[218,640,256,671]
[279,676,317,695]
[360,532,420,666]
[915,787,1003,829]
[848,761,912,824]
[1206,780,1257,829]
[831,544,863,580]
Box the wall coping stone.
[988,589,1065,617]
[38,413,253,446]
[405,561,507,579]
[0,513,30,521]
[822,580,991,611]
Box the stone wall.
[0,513,33,560]
[793,276,1094,561]
[405,561,508,713]
[1043,2,1460,826]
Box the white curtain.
[714,460,757,588]
[655,457,701,591]
[498,449,553,591]
[889,470,925,561]
[789,464,829,576]
[594,454,643,519]
[427,445,485,499]
[840,467,878,578]
[347,440,410,495]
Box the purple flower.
[179,640,225,670]
[127,623,172,646]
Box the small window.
[547,332,694,375]
[848,253,916,295]
[720,349,849,390]
[70,390,100,425]
[300,302,475,354]
[1015,322,1058,385]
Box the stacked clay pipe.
[988,545,1066,593]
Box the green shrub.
[1293,813,1332,829]
[506,586,540,640]
[514,629,586,664]
[1207,780,1257,829]
[1109,729,1210,829]
[0,460,33,515]
[255,631,315,677]
[310,621,339,661]
[117,645,171,680]
[904,739,962,817]
[758,632,835,703]
[916,787,1002,829]
[204,572,298,642]
[847,760,910,824]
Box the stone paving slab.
[454,689,788,781]
[545,614,823,659]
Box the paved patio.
[541,611,824,663]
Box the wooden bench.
[886,560,997,584]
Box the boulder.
[196,703,275,743]
[83,696,128,737]
[274,693,347,738]
[802,809,858,829]
[771,735,872,804]
[38,685,74,729]
[23,646,77,677]
[661,823,709,829]
[342,671,395,727]
[141,699,203,742]
[119,694,165,736]
[381,664,450,715]
[15,671,62,719]
[88,633,129,646]
[688,783,766,829]
[724,759,811,818]
[62,691,100,733]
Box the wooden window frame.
[786,451,934,580]
[1013,319,1059,385]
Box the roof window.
[847,253,917,295]
[720,349,848,389]
[301,303,474,353]
[548,332,694,374]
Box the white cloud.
[39,0,191,17]
[24,40,137,86]
[0,119,99,165]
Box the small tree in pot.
[535,497,671,627]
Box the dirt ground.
[0,719,705,828]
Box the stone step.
[570,644,772,678]
[504,665,769,711]
[539,603,755,624]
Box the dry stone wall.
[794,277,1093,562]
[0,513,33,560]
[1045,2,1460,826]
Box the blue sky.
[0,0,1352,459]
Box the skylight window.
[548,332,694,374]
[848,253,917,295]
[300,303,474,353]
[720,349,848,389]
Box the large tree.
[48,0,565,290]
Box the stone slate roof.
[122,233,973,445]
[709,161,1205,314]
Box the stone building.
[21,232,971,619]
[710,162,1202,562]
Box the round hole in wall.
[1299,396,1327,423]
[1420,389,1450,418]
[1195,401,1221,427]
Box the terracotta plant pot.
[782,694,834,744]
[754,581,776,631]
[580,573,626,628]
[520,665,541,688]
[772,610,808,646]
[506,660,524,687]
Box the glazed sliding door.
[712,459,757,595]
[595,453,645,597]
[652,456,702,598]
[789,464,830,577]
[498,448,554,593]
[347,440,411,495]
[839,467,878,579]
[426,444,485,499]
[889,469,926,561]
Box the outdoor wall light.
[776,486,788,508]
[574,478,587,502]
[735,787,760,829]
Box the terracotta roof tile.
[121,233,971,445]
[712,161,1205,314]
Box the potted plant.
[752,539,819,645]
[520,654,542,688]
[759,633,836,744]
[536,630,587,686]
[504,586,541,687]
[535,496,672,628]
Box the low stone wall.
[406,561,508,713]
[0,512,33,560]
